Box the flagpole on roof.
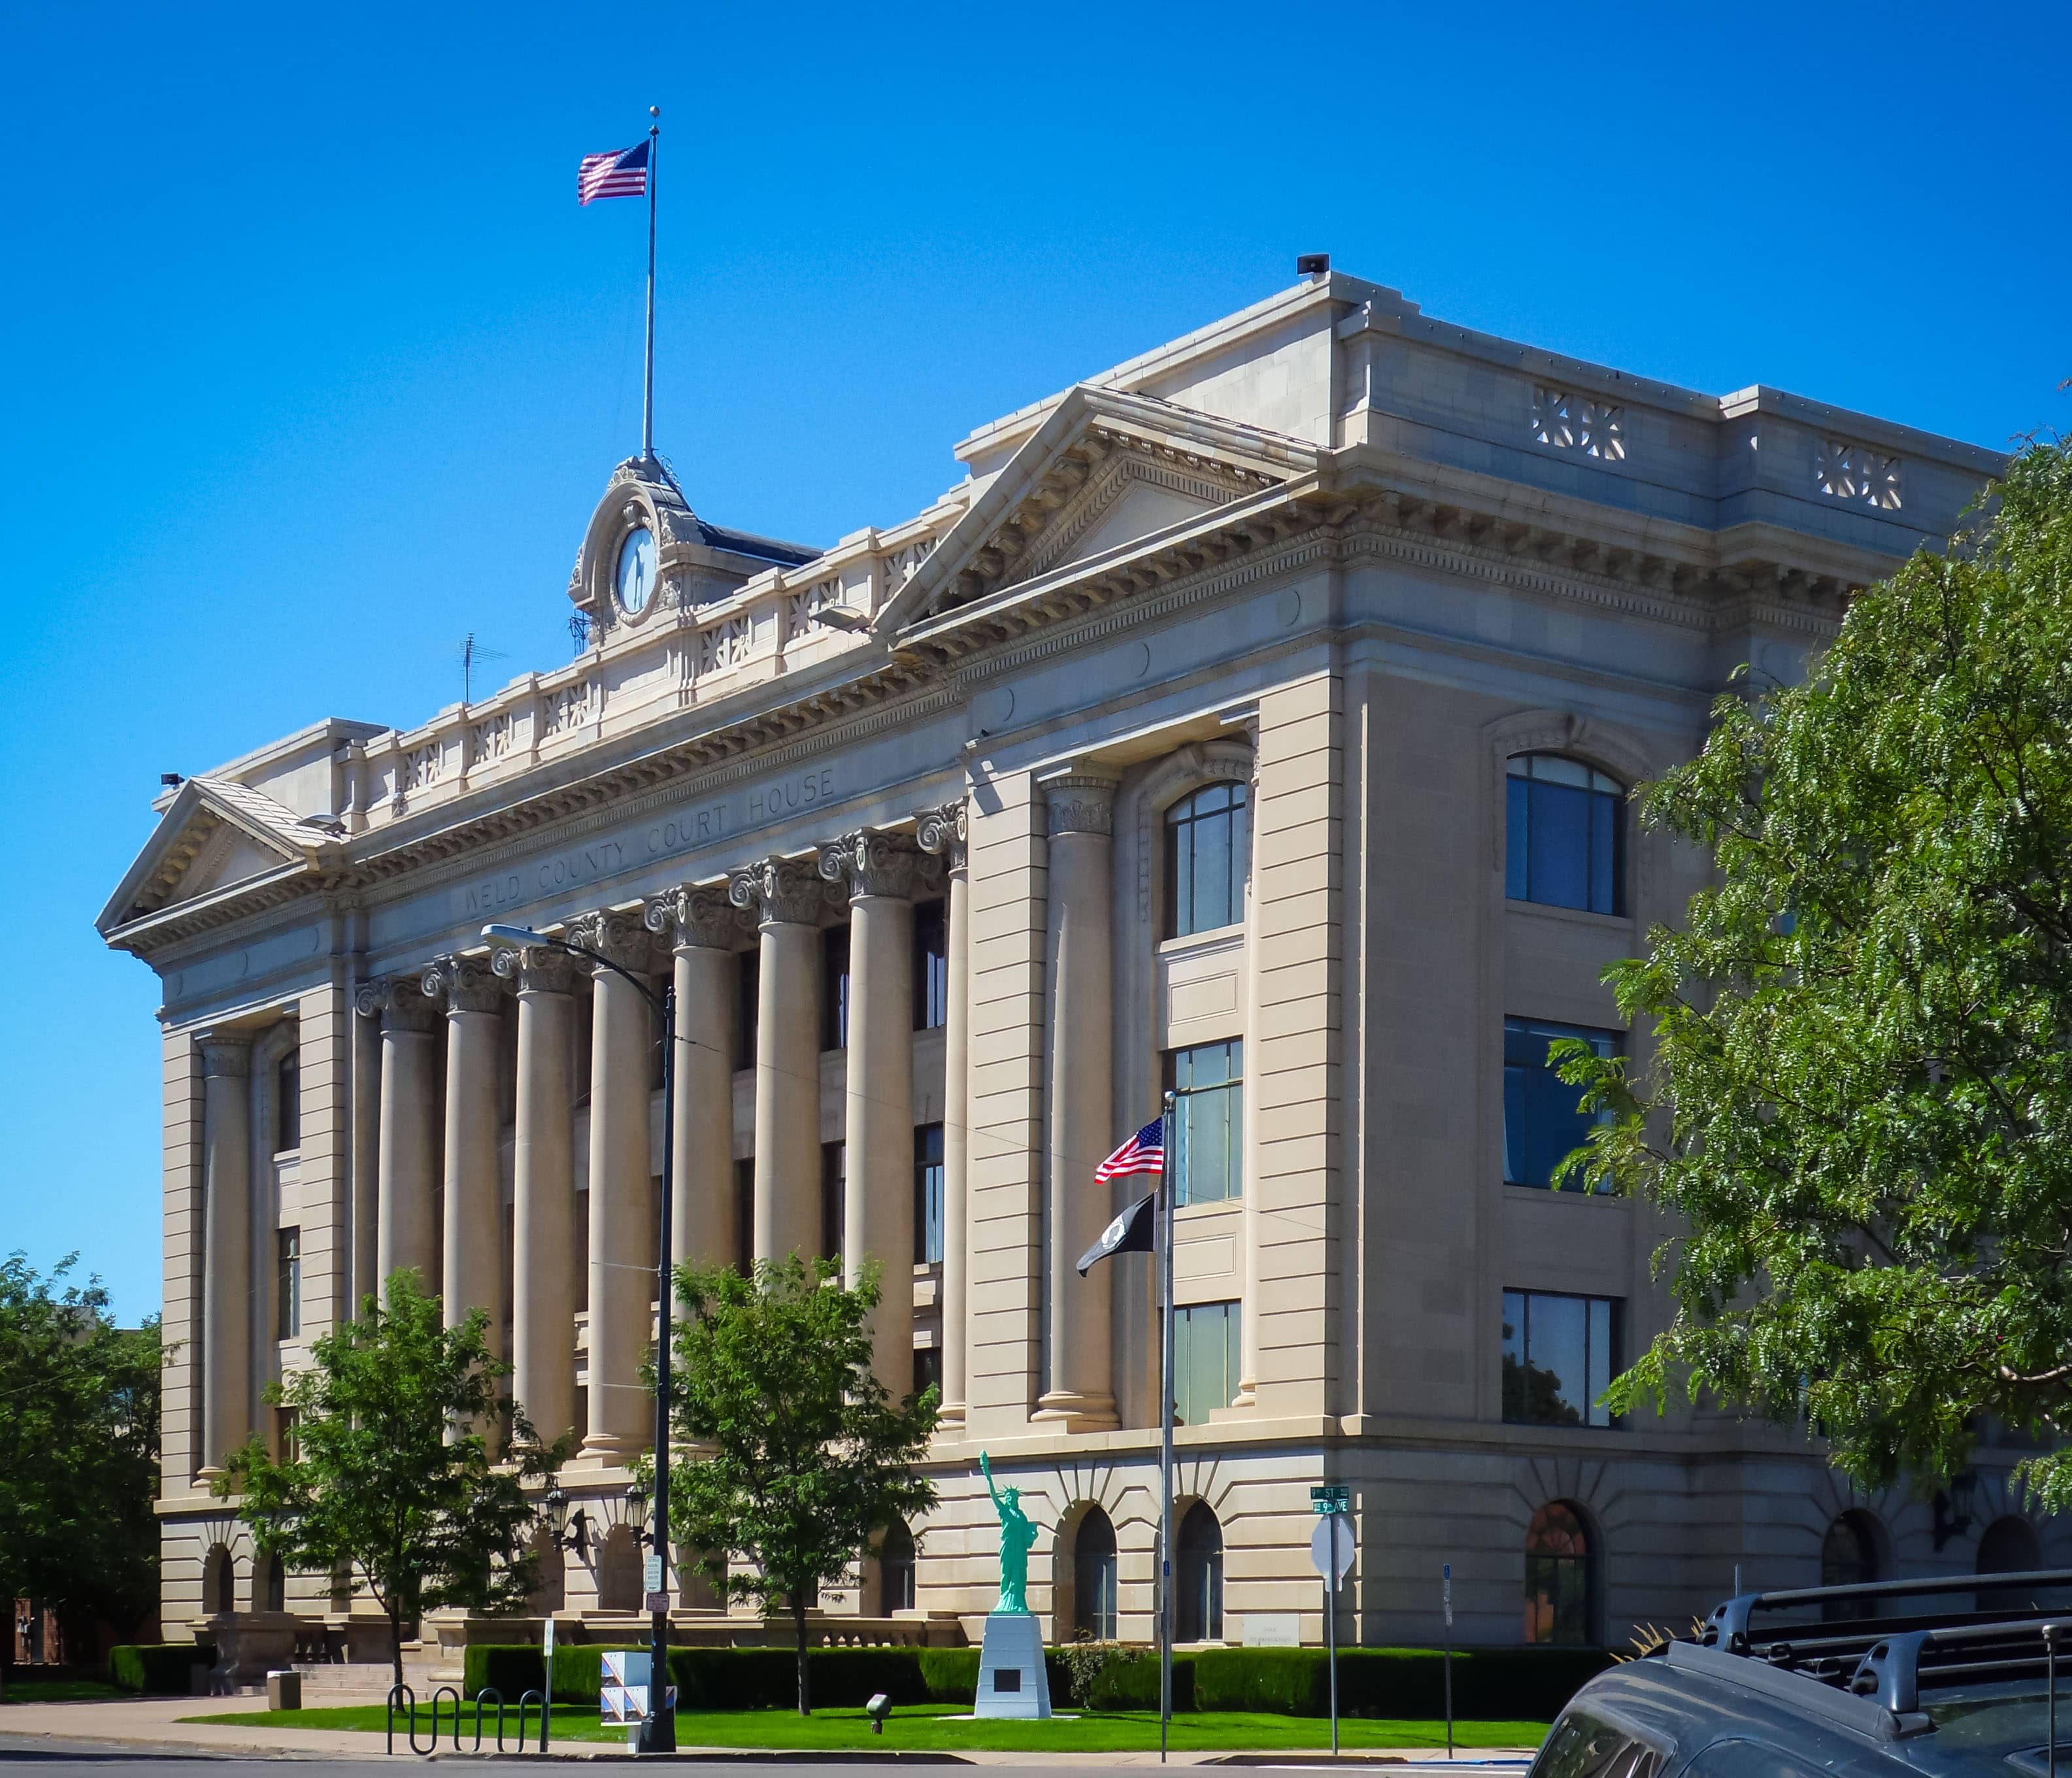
[643,105,660,468]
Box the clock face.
[616,526,657,616]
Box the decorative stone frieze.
[818,829,920,903]
[563,908,653,974]
[644,884,748,952]
[1043,773,1119,838]
[420,955,504,1015]
[915,799,969,876]
[355,977,441,1033]
[727,855,833,928]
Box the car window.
[1680,1740,1830,1778]
[1531,1710,1663,1778]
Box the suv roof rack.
[1692,1569,2072,1726]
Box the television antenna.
[458,633,510,706]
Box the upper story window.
[914,1124,945,1264]
[1503,1290,1621,1428]
[1504,1017,1616,1191]
[1165,780,1250,939]
[276,1054,300,1153]
[277,1228,302,1339]
[913,899,948,1031]
[1166,1041,1243,1206]
[822,926,851,1051]
[735,952,759,1069]
[1505,754,1626,916]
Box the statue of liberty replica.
[974,1452,1053,1718]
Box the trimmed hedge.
[461,1640,1605,1719]
[110,1645,209,1696]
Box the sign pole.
[1158,1089,1177,1766]
[1326,1539,1339,1756]
[1443,1561,1454,1762]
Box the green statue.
[979,1452,1039,1616]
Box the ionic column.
[918,799,970,1428]
[569,911,656,1463]
[197,1033,252,1478]
[364,979,442,1296]
[729,858,829,1265]
[493,941,580,1448]
[645,886,746,1273]
[1236,744,1263,1408]
[820,830,919,1394]
[426,957,507,1356]
[1037,772,1119,1431]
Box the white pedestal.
[975,1611,1052,1719]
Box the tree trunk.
[390,1606,405,1698]
[794,1599,810,1716]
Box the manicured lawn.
[2,1681,129,1703]
[186,1699,1546,1751]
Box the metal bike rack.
[384,1683,415,1756]
[516,1686,550,1751]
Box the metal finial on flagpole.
[642,106,660,470]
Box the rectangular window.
[276,1406,300,1463]
[914,899,949,1031]
[821,1142,845,1260]
[823,926,852,1051]
[735,952,760,1069]
[912,1345,943,1402]
[277,1228,301,1339]
[1503,1018,1616,1190]
[1166,1041,1243,1206]
[1503,1290,1622,1428]
[734,1158,754,1275]
[1505,755,1626,916]
[914,1124,945,1264]
[1173,1300,1241,1426]
[276,1054,300,1153]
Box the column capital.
[421,954,505,1015]
[196,1032,252,1078]
[728,854,837,928]
[645,883,750,952]
[915,799,969,876]
[1041,771,1120,838]
[356,977,441,1034]
[490,941,580,996]
[565,908,655,974]
[818,828,921,902]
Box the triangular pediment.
[877,386,1316,635]
[97,779,335,937]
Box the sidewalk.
[0,1696,1537,1765]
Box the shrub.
[1191,1645,1612,1720]
[916,1646,978,1702]
[110,1645,206,1696]
[470,1641,980,1709]
[462,1644,546,1702]
[1088,1648,1194,1711]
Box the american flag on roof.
[578,141,650,205]
[1095,1119,1166,1185]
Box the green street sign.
[1311,1484,1350,1514]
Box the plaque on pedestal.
[975,1609,1052,1719]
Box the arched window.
[1175,1502,1224,1643]
[878,1519,916,1617]
[1524,1502,1594,1645]
[1074,1507,1118,1641]
[1977,1515,2044,1614]
[1506,754,1626,916]
[203,1545,235,1616]
[1820,1509,1884,1620]
[1165,781,1250,939]
[263,1554,286,1614]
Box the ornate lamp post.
[484,922,677,1754]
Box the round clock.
[616,526,657,616]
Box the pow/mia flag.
[1077,1190,1158,1275]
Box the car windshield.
[1923,1681,2072,1762]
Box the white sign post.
[1309,1507,1354,1756]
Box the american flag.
[578,141,650,205]
[1095,1119,1166,1184]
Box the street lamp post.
[484,922,677,1754]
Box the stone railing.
[337,499,961,834]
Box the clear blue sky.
[1,1,2063,1322]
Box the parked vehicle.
[1532,1568,2072,1775]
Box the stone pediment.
[98,778,339,935]
[877,387,1316,634]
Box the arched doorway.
[1977,1515,2043,1613]
[202,1545,236,1616]
[595,1524,641,1613]
[1175,1502,1224,1643]
[1820,1509,1886,1620]
[877,1520,916,1617]
[1524,1502,1595,1645]
[1073,1507,1118,1641]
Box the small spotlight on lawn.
[865,1693,892,1735]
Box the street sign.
[1311,1485,1350,1514]
[644,1554,665,1592]
[1309,1514,1354,1584]
[1443,1561,1453,1628]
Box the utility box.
[266,1669,301,1711]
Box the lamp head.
[1950,1469,1980,1527]
[482,924,541,948]
[546,1486,567,1534]
[865,1693,891,1733]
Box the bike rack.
[423,1684,460,1754]
[469,1686,503,1752]
[384,1683,415,1756]
[384,1677,551,1755]
[516,1686,550,1751]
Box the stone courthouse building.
[102,266,2032,1663]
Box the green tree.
[1556,439,2072,1506]
[0,1254,161,1689]
[216,1269,565,1691]
[661,1256,939,1714]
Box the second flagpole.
[643,105,659,466]
[1159,1088,1177,1764]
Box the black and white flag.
[1077,1190,1158,1275]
